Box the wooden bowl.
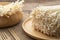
[0,2,23,28]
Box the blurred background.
[0,0,60,3]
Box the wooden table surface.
[0,0,60,40]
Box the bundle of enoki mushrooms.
[0,0,24,17]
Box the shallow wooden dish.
[22,17,60,40]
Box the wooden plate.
[22,17,60,40]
